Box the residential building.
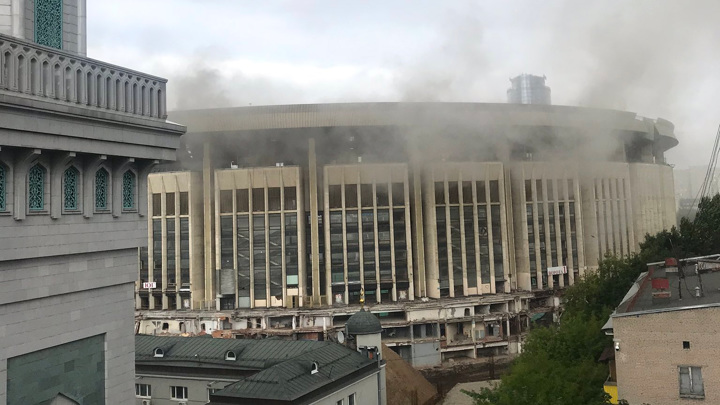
[0,1,185,404]
[603,255,720,404]
[135,308,386,405]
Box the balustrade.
[0,33,167,120]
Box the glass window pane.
[376,183,389,206]
[360,184,373,207]
[268,187,281,211]
[329,185,342,209]
[152,193,161,216]
[236,189,249,212]
[253,188,265,211]
[345,184,357,208]
[392,182,405,206]
[179,191,189,215]
[219,190,233,213]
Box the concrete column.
[486,179,497,293]
[458,172,468,297]
[388,180,397,301]
[423,167,439,298]
[410,149,426,298]
[404,175,415,300]
[308,138,322,306]
[203,142,215,306]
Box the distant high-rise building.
[507,74,551,105]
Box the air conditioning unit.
[141,400,152,405]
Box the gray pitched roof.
[613,257,720,318]
[213,341,375,402]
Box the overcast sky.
[88,0,720,168]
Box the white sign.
[547,266,567,276]
[143,282,157,289]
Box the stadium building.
[136,101,677,366]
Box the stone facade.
[0,13,184,404]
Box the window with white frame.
[348,393,356,405]
[336,400,343,405]
[171,385,188,400]
[135,383,151,398]
[679,366,704,398]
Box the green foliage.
[640,194,720,261]
[465,194,720,405]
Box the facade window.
[63,166,80,211]
[95,168,109,210]
[135,383,151,398]
[0,164,5,211]
[34,0,63,49]
[122,170,136,210]
[336,400,344,405]
[348,393,356,405]
[28,164,46,211]
[171,386,188,400]
[679,366,704,398]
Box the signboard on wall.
[142,282,157,289]
[547,266,567,276]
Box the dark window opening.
[166,192,175,215]
[235,189,249,212]
[179,192,189,215]
[220,190,233,213]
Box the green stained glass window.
[122,170,135,210]
[0,165,5,211]
[63,166,79,210]
[95,168,109,210]
[34,0,63,50]
[28,164,45,211]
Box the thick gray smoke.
[159,1,719,167]
[167,60,307,110]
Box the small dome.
[346,309,382,335]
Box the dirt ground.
[441,380,499,405]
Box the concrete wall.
[310,371,380,405]
[613,307,720,404]
[411,341,441,368]
[136,369,381,405]
[134,374,236,405]
[629,163,677,246]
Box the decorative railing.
[0,33,167,119]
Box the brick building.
[604,255,720,404]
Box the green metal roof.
[137,335,376,403]
[136,335,341,370]
[346,309,383,335]
[213,341,375,402]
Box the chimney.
[651,266,671,299]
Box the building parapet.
[0,33,167,120]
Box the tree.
[466,194,720,405]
